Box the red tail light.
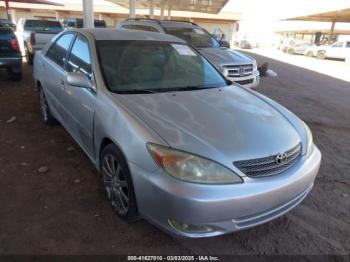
[11,38,20,52]
[30,32,36,46]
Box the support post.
[167,0,172,20]
[160,0,165,20]
[82,0,94,28]
[149,0,154,19]
[129,0,136,18]
[329,20,336,44]
[5,0,11,20]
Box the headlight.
[147,143,243,184]
[303,122,314,156]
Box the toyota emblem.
[275,152,287,165]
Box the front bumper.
[129,146,321,238]
[229,70,260,89]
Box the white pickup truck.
[310,40,350,60]
[16,18,63,65]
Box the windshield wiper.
[166,85,219,92]
[117,89,158,94]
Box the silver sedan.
[33,29,321,238]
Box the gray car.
[33,29,321,238]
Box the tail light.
[30,32,36,46]
[11,38,20,52]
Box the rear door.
[60,33,96,158]
[42,32,75,120]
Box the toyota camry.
[33,29,321,238]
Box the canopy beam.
[82,0,94,28]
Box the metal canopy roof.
[107,0,229,14]
[286,8,350,23]
[1,0,63,5]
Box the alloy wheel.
[40,90,48,122]
[102,154,129,215]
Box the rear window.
[24,20,63,33]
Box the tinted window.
[94,20,107,28]
[163,27,220,48]
[122,24,159,32]
[24,20,63,33]
[333,42,343,48]
[97,40,227,93]
[46,33,75,68]
[67,35,92,78]
[346,42,350,48]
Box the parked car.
[16,18,63,65]
[118,19,260,89]
[34,29,321,238]
[286,42,315,55]
[63,18,107,29]
[0,27,22,81]
[279,39,296,52]
[311,41,350,60]
[0,19,16,31]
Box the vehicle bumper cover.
[129,146,321,238]
[229,70,260,89]
[0,57,22,68]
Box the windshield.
[24,20,63,33]
[163,27,220,48]
[97,40,227,94]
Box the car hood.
[112,86,301,166]
[198,48,255,67]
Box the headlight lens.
[303,122,314,156]
[147,143,243,184]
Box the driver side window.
[67,35,92,79]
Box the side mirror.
[66,72,92,89]
[220,40,230,48]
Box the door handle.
[60,80,65,85]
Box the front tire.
[39,87,57,125]
[101,144,139,222]
[317,51,326,60]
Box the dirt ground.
[0,55,349,257]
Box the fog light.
[168,218,214,233]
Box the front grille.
[234,143,302,178]
[235,79,254,85]
[223,64,253,77]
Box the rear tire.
[316,51,326,60]
[25,46,34,65]
[7,68,22,81]
[101,144,139,222]
[39,87,57,125]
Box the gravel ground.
[0,56,349,257]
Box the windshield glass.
[24,20,63,33]
[163,27,220,48]
[97,40,227,93]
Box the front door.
[60,34,96,159]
